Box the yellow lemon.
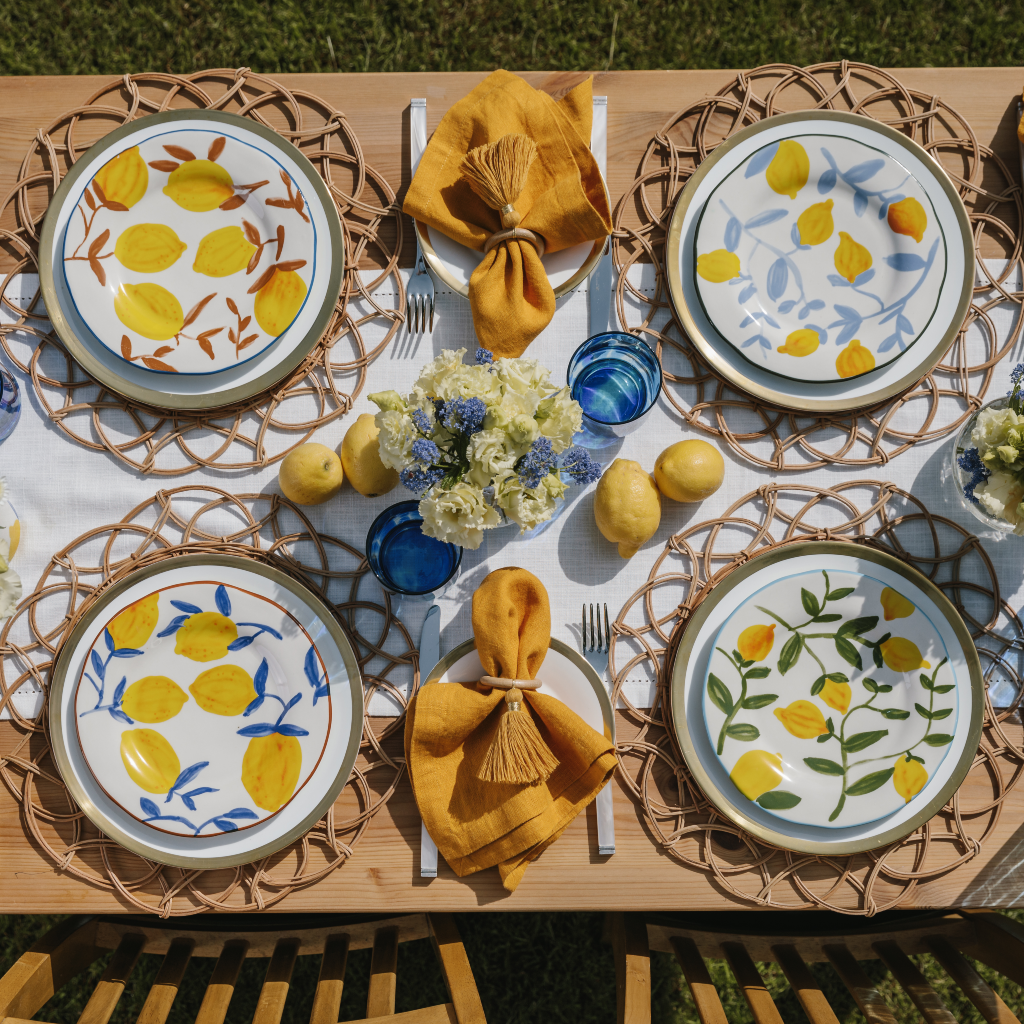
[880,637,930,672]
[737,624,775,662]
[730,750,784,802]
[777,328,820,358]
[162,159,235,212]
[654,439,725,503]
[114,283,184,342]
[242,734,302,812]
[107,593,159,650]
[774,700,828,739]
[887,197,928,243]
[174,611,238,662]
[765,140,809,200]
[834,231,873,284]
[835,339,876,379]
[820,679,851,716]
[120,676,189,723]
[796,199,834,245]
[254,269,308,336]
[189,664,257,716]
[193,225,257,277]
[113,223,187,273]
[341,413,399,497]
[120,729,181,794]
[93,146,148,209]
[278,442,345,505]
[696,249,741,283]
[880,587,915,622]
[893,755,928,803]
[593,459,661,558]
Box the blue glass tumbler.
[366,501,463,599]
[0,368,21,443]
[567,332,662,449]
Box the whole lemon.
[121,676,189,723]
[654,440,724,503]
[279,443,344,505]
[341,414,399,497]
[254,269,308,336]
[120,728,181,794]
[593,459,661,558]
[174,611,237,662]
[242,734,302,812]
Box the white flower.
[508,413,541,446]
[374,409,416,470]
[494,471,565,533]
[494,356,556,399]
[536,388,584,452]
[0,538,8,574]
[972,406,1024,451]
[368,390,407,413]
[0,565,21,620]
[466,428,519,487]
[418,482,501,550]
[415,349,468,395]
[976,469,1024,533]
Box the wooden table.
[1,69,1023,912]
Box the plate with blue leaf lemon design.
[50,554,361,869]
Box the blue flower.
[411,408,433,435]
[561,445,603,486]
[411,438,441,464]
[958,447,991,505]
[517,436,556,489]
[400,465,444,493]
[475,347,494,365]
[1008,363,1024,414]
[440,396,486,435]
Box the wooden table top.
[1,68,1023,912]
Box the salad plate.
[671,542,982,854]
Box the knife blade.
[418,604,440,877]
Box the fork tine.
[581,603,586,652]
[604,604,611,653]
[596,603,603,651]
[428,293,435,333]
[590,603,596,651]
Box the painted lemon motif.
[254,269,308,336]
[7,521,20,560]
[93,146,148,209]
[835,339,876,379]
[189,664,257,716]
[880,637,930,672]
[242,734,302,812]
[114,283,184,341]
[887,197,927,243]
[796,199,834,245]
[880,587,915,622]
[120,728,181,794]
[774,700,828,739]
[820,679,851,716]
[193,225,257,278]
[120,676,189,723]
[737,624,775,662]
[834,231,872,284]
[765,140,809,200]
[893,755,928,803]
[114,223,187,273]
[730,750,784,801]
[174,611,238,662]
[163,159,235,212]
[777,328,820,358]
[107,593,160,650]
[696,249,741,283]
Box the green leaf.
[933,685,955,694]
[873,644,884,669]
[834,636,863,669]
[923,733,954,746]
[846,767,895,796]
[756,790,801,810]
[862,677,878,692]
[811,675,826,697]
[931,707,953,720]
[877,684,893,693]
[740,659,754,669]
[843,729,889,753]
[732,649,743,664]
[828,793,847,822]
[756,606,793,630]
[725,723,759,741]
[801,588,820,616]
[741,694,778,710]
[907,753,926,764]
[914,702,933,720]
[707,674,733,715]
[881,708,911,719]
[827,673,849,683]
[838,615,879,637]
[829,587,855,600]
[803,757,845,776]
[920,673,934,690]
[816,732,832,744]
[813,614,842,623]
[745,667,771,679]
[778,634,802,675]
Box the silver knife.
[418,605,440,877]
[589,95,614,336]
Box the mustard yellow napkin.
[403,70,612,358]
[405,567,617,892]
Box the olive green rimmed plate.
[49,553,362,870]
[39,110,343,412]
[670,541,983,855]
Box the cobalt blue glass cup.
[366,500,463,598]
[567,332,662,449]
[0,368,21,443]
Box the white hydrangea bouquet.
[369,347,602,550]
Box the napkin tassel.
[461,133,538,229]
[478,686,559,785]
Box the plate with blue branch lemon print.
[74,580,333,838]
[693,134,946,384]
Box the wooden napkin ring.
[482,227,546,259]
[480,675,542,691]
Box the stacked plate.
[40,110,343,411]
[666,111,974,412]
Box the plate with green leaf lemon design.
[671,542,982,854]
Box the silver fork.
[406,97,435,336]
[582,602,615,856]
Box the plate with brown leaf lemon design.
[671,542,982,854]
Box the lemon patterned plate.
[49,555,361,869]
[671,543,983,855]
[40,111,342,411]
[666,112,973,413]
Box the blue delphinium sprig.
[516,436,556,489]
[400,465,444,493]
[440,396,486,434]
[411,408,433,435]
[475,347,494,365]
[411,438,441,464]
[1008,363,1024,415]
[958,447,991,505]
[561,445,603,486]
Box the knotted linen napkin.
[404,566,617,892]
[403,70,612,358]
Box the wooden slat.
[823,944,897,1024]
[367,926,399,1019]
[772,944,840,1024]
[668,936,727,1024]
[960,910,1024,988]
[722,943,783,1024]
[252,938,300,1024]
[608,913,651,1024]
[136,937,194,1024]
[927,935,1020,1024]
[75,932,144,1024]
[194,939,248,1024]
[360,1004,457,1024]
[427,915,486,1024]
[873,940,955,1024]
[310,933,350,1024]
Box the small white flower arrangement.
[369,348,602,550]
